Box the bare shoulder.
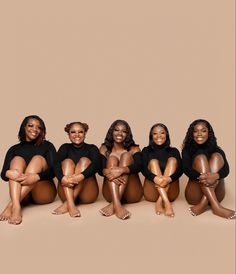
[99,144,108,156]
[130,145,141,155]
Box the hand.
[198,172,219,186]
[61,175,76,188]
[6,169,24,181]
[112,176,127,186]
[103,167,125,181]
[154,175,171,188]
[20,173,40,186]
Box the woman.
[99,119,143,220]
[142,123,182,217]
[182,119,236,219]
[52,122,100,218]
[0,115,57,225]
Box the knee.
[167,157,177,165]
[148,159,159,169]
[107,155,119,166]
[211,152,224,162]
[78,157,91,166]
[9,156,26,168]
[30,155,46,165]
[193,154,207,164]
[62,158,74,166]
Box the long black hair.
[182,119,218,154]
[148,123,171,148]
[18,115,46,145]
[103,120,137,152]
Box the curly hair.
[103,120,137,153]
[182,119,218,154]
[64,122,89,133]
[18,115,46,145]
[148,123,171,148]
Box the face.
[24,118,42,142]
[68,123,86,146]
[193,122,209,145]
[152,126,167,146]
[112,123,128,144]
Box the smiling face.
[193,122,209,145]
[68,123,86,146]
[112,123,128,144]
[152,126,167,146]
[24,118,42,142]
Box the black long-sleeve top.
[141,145,183,183]
[182,146,229,180]
[54,143,101,181]
[100,151,143,176]
[1,140,56,181]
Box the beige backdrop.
[0,1,235,274]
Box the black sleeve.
[98,154,107,176]
[128,152,143,174]
[217,148,230,179]
[182,148,201,180]
[169,148,183,182]
[38,143,56,181]
[53,144,68,182]
[81,145,101,178]
[141,147,156,183]
[1,145,16,181]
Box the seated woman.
[52,122,100,218]
[142,123,182,217]
[182,119,236,219]
[99,119,143,220]
[0,115,57,225]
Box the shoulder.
[5,143,20,154]
[141,146,150,153]
[99,144,108,156]
[42,140,56,150]
[85,143,99,151]
[130,145,141,154]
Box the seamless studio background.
[0,1,235,274]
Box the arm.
[1,145,16,181]
[169,148,183,182]
[182,148,201,180]
[54,144,68,182]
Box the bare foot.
[68,206,81,218]
[52,202,68,215]
[164,203,175,217]
[155,198,165,215]
[8,205,22,225]
[212,206,236,219]
[99,203,114,217]
[0,203,12,221]
[189,203,208,216]
[114,206,131,220]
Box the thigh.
[31,180,57,204]
[185,180,204,205]
[76,176,99,204]
[122,174,143,203]
[168,180,180,202]
[143,179,159,202]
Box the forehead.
[26,118,41,125]
[114,123,127,130]
[194,122,208,130]
[152,126,166,133]
[69,123,84,131]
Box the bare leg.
[189,154,235,219]
[100,153,132,220]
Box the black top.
[100,151,143,176]
[54,143,101,181]
[141,144,183,183]
[182,146,229,180]
[1,140,56,181]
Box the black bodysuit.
[54,143,101,181]
[141,144,183,183]
[182,146,229,180]
[1,140,56,181]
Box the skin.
[99,123,143,220]
[185,122,236,219]
[143,126,179,217]
[0,118,56,225]
[52,123,99,218]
